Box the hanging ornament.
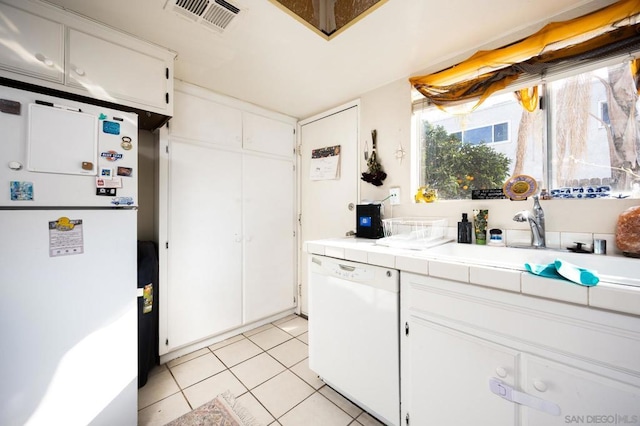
[395,141,406,163]
[361,129,387,186]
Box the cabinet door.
[171,90,242,148]
[522,355,640,425]
[67,29,169,111]
[0,3,63,82]
[166,139,242,350]
[242,153,296,323]
[404,318,518,426]
[243,112,294,157]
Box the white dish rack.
[377,217,451,250]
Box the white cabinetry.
[401,271,640,426]
[0,0,174,116]
[158,82,296,355]
[0,2,64,83]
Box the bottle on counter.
[457,213,472,244]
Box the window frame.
[411,50,640,201]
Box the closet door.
[242,153,296,323]
[166,139,242,351]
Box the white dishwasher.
[308,255,399,426]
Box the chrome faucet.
[513,195,545,248]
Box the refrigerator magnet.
[102,120,120,135]
[10,181,33,201]
[100,151,123,161]
[117,166,133,177]
[99,167,113,178]
[96,187,117,196]
[96,177,122,189]
[49,217,84,257]
[121,136,133,150]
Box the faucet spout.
[513,195,546,248]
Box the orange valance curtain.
[515,86,539,112]
[410,0,640,109]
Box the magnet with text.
[121,136,133,151]
[100,151,123,161]
[96,177,123,188]
[96,187,117,196]
[117,166,133,177]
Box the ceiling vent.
[165,0,243,32]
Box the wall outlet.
[389,187,400,205]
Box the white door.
[299,103,359,315]
[0,2,64,83]
[166,139,243,351]
[0,209,137,426]
[522,355,640,425]
[67,29,169,110]
[404,318,518,426]
[243,153,296,323]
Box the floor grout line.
[139,315,330,425]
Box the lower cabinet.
[401,272,640,426]
[405,319,518,425]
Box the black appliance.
[356,204,384,239]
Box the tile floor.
[138,314,385,426]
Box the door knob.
[348,203,355,211]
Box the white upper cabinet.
[0,2,64,83]
[243,111,294,157]
[170,89,242,147]
[0,0,175,116]
[66,29,171,113]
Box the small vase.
[473,209,489,245]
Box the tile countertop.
[304,238,640,317]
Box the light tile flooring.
[138,314,385,426]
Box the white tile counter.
[304,238,640,316]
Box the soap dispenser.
[458,213,472,244]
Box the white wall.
[357,78,639,236]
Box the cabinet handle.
[532,380,548,392]
[74,67,86,76]
[495,367,507,378]
[489,378,560,416]
[35,53,54,67]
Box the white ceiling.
[44,0,615,119]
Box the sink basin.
[423,242,640,287]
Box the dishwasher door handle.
[338,264,356,272]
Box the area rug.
[166,391,262,426]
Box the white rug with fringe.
[165,391,261,426]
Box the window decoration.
[409,0,640,110]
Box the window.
[452,122,510,145]
[413,55,640,200]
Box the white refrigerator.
[0,85,139,425]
